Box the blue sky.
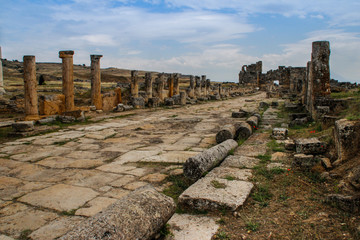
[1,0,360,83]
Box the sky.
[0,0,359,83]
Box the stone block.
[234,121,252,140]
[231,111,247,118]
[147,97,160,108]
[271,101,279,107]
[333,119,360,163]
[289,113,308,121]
[284,139,295,150]
[131,97,145,109]
[60,185,175,240]
[11,121,34,132]
[164,97,174,106]
[289,117,308,127]
[292,154,317,169]
[259,102,269,109]
[326,194,360,213]
[321,157,332,169]
[295,138,326,154]
[271,128,288,140]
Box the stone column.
[157,73,165,101]
[173,73,180,95]
[180,91,186,105]
[145,72,153,100]
[0,47,5,94]
[189,75,195,98]
[201,75,206,96]
[218,83,223,96]
[23,55,38,117]
[205,79,210,96]
[195,76,201,97]
[90,55,103,110]
[131,70,139,98]
[59,50,75,111]
[167,74,174,97]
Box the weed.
[159,224,173,238]
[256,154,271,163]
[252,184,272,205]
[217,218,226,225]
[110,113,136,119]
[170,115,178,118]
[214,231,230,240]
[211,180,226,189]
[279,193,289,201]
[267,139,285,152]
[60,209,77,216]
[237,138,246,146]
[18,229,32,240]
[270,167,286,175]
[53,139,73,146]
[246,221,260,232]
[162,175,193,202]
[224,175,236,181]
[228,149,235,155]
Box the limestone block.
[295,138,326,154]
[231,111,247,118]
[334,119,360,163]
[215,124,236,144]
[11,121,34,132]
[164,97,174,106]
[289,117,308,127]
[183,139,238,181]
[60,185,175,240]
[234,121,252,140]
[148,97,160,108]
[284,139,295,150]
[271,128,288,140]
[221,155,259,169]
[178,177,253,211]
[131,97,145,109]
[292,154,317,169]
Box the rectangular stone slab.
[178,177,253,211]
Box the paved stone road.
[0,93,266,239]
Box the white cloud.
[69,34,116,46]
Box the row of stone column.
[22,51,103,118]
[0,47,5,95]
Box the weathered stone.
[23,55,39,117]
[122,181,148,191]
[18,184,99,211]
[284,139,295,150]
[289,113,308,121]
[234,121,252,140]
[131,97,145,109]
[321,157,332,169]
[271,128,288,140]
[267,162,288,170]
[37,116,56,125]
[271,152,289,162]
[271,101,279,107]
[180,91,186,105]
[140,173,168,183]
[290,117,308,127]
[231,111,247,118]
[326,194,360,213]
[295,138,326,154]
[246,116,259,129]
[183,139,238,181]
[166,214,219,240]
[60,185,176,240]
[348,166,360,190]
[292,154,317,169]
[11,121,34,132]
[259,102,269,109]
[75,197,117,217]
[164,97,174,106]
[59,50,75,111]
[148,97,160,108]
[130,70,139,98]
[221,155,259,169]
[215,124,236,144]
[206,167,252,181]
[178,177,253,211]
[333,119,360,164]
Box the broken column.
[173,73,180,95]
[183,139,238,181]
[195,76,201,97]
[90,54,103,110]
[206,79,211,96]
[201,75,206,96]
[189,75,195,98]
[0,47,5,94]
[167,74,174,97]
[130,70,139,98]
[145,72,153,100]
[218,83,223,96]
[157,73,165,102]
[59,50,75,111]
[61,185,175,240]
[216,124,236,144]
[23,55,38,118]
[180,91,186,105]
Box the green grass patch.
[162,175,193,202]
[60,209,76,216]
[246,221,260,232]
[223,175,236,181]
[214,231,230,240]
[256,154,271,163]
[18,229,32,240]
[237,138,246,146]
[211,180,226,189]
[267,139,285,152]
[252,184,273,206]
[110,113,136,119]
[159,224,173,238]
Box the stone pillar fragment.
[145,72,153,100]
[59,50,75,111]
[180,91,186,105]
[130,70,139,98]
[206,79,210,96]
[201,75,206,96]
[195,76,201,97]
[167,74,174,97]
[189,75,195,98]
[218,83,223,96]
[23,55,38,117]
[157,73,165,101]
[0,47,5,94]
[173,73,180,95]
[90,55,103,110]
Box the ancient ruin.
[90,55,103,110]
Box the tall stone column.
[201,75,206,96]
[167,74,174,97]
[59,50,75,111]
[0,47,5,94]
[195,76,201,97]
[157,73,165,101]
[90,54,103,110]
[189,75,195,98]
[206,79,211,96]
[131,70,139,98]
[218,83,223,96]
[145,72,153,99]
[173,73,180,95]
[23,55,38,117]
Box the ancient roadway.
[0,92,266,239]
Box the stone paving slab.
[166,214,219,240]
[75,197,117,217]
[179,177,254,211]
[18,184,99,212]
[140,151,201,163]
[221,155,260,169]
[38,156,104,169]
[206,167,252,180]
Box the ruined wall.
[238,61,262,86]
